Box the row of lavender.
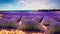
[0,11,60,26]
[0,11,60,34]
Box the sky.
[0,0,60,10]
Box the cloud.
[0,0,59,10]
[17,0,56,10]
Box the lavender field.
[0,11,60,34]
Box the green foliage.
[43,21,51,26]
[48,26,60,34]
[48,27,56,34]
[21,23,41,32]
[2,22,17,29]
[55,27,60,32]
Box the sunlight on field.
[0,30,42,34]
[0,30,25,34]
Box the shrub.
[21,22,41,32]
[48,26,60,34]
[48,27,56,34]
[43,21,51,26]
[2,22,17,30]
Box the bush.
[43,21,51,26]
[21,22,41,32]
[48,26,60,34]
[2,22,17,29]
[48,27,56,34]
